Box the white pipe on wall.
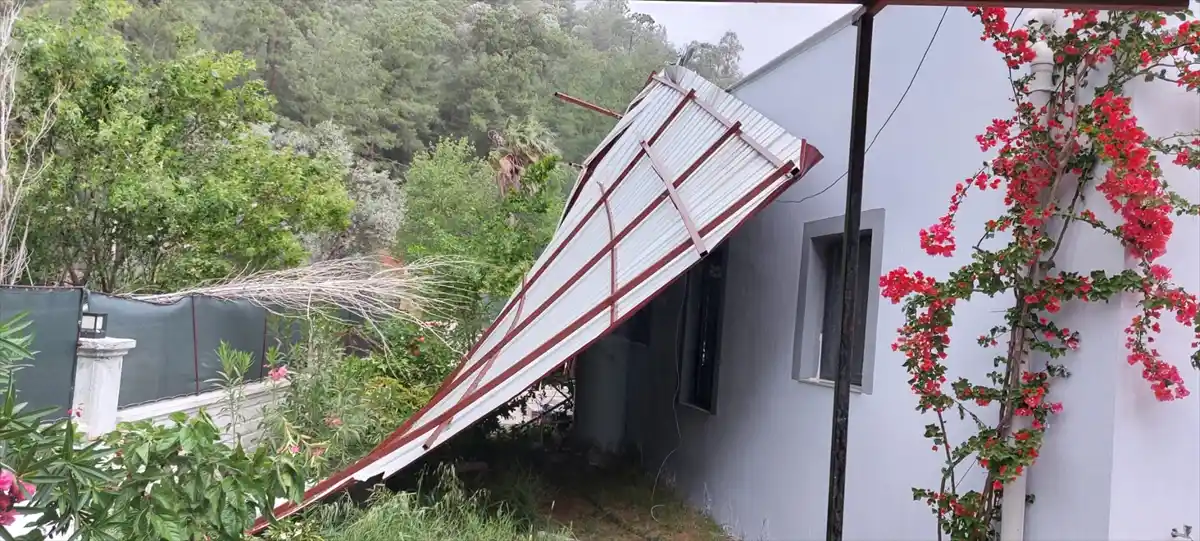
[1000,10,1057,541]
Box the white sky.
[629,1,855,72]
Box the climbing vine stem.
[879,8,1200,540]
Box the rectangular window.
[815,231,873,386]
[678,242,729,413]
[793,209,885,394]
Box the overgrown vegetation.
[18,0,353,292]
[256,318,458,476]
[0,314,308,540]
[9,0,742,295]
[258,436,731,541]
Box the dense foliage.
[399,138,568,327]
[262,149,568,478]
[879,8,1200,540]
[256,318,456,476]
[18,0,352,292]
[29,0,743,166]
[12,0,742,294]
[0,314,307,540]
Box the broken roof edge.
[727,5,865,93]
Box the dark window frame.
[815,230,873,386]
[792,209,885,394]
[677,242,730,414]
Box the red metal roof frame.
[249,70,823,534]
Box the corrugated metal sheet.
[251,66,823,530]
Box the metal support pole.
[825,10,873,541]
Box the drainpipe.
[1000,10,1057,541]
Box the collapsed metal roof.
[252,65,822,531]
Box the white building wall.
[1102,68,1200,540]
[624,6,1200,541]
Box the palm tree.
[489,116,558,197]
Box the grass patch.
[265,449,728,541]
[263,466,570,541]
[264,424,729,541]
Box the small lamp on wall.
[79,312,107,339]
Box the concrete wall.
[116,380,284,449]
[613,6,1200,540]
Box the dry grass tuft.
[130,256,472,343]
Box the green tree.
[17,0,351,292]
[273,121,404,260]
[681,31,744,88]
[99,0,741,166]
[397,137,565,326]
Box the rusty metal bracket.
[554,91,623,119]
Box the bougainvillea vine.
[881,8,1200,540]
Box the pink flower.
[288,445,300,454]
[0,510,14,526]
[269,365,289,382]
[324,416,343,428]
[0,469,33,514]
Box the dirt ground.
[460,440,732,541]
[535,468,732,541]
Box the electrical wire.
[651,278,687,502]
[776,6,951,205]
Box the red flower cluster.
[969,7,1035,67]
[1091,91,1173,260]
[880,267,937,304]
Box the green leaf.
[135,441,151,465]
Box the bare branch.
[0,0,58,285]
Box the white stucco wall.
[1103,63,1200,540]
[620,6,1200,541]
